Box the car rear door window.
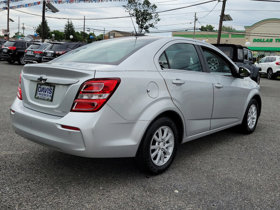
[161,43,202,72]
[202,48,231,74]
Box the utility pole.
[22,23,25,36]
[193,12,197,39]
[42,0,46,42]
[6,0,10,40]
[83,16,86,41]
[217,0,227,44]
[103,28,105,40]
[18,16,20,36]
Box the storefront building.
[173,18,280,56]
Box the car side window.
[159,53,169,69]
[202,48,231,74]
[248,50,253,61]
[271,57,276,62]
[244,49,248,61]
[265,57,271,63]
[160,43,202,72]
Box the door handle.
[214,83,223,89]
[172,79,185,85]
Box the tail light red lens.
[34,51,43,54]
[56,51,66,55]
[71,78,120,112]
[17,73,22,100]
[275,61,280,65]
[8,46,16,50]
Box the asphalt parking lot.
[0,61,279,209]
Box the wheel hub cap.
[247,104,257,130]
[150,126,174,167]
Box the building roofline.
[245,18,280,29]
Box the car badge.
[37,75,47,83]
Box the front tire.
[240,99,259,134]
[136,117,179,175]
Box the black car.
[24,42,51,64]
[1,40,32,64]
[214,44,261,84]
[42,42,85,62]
[0,39,7,61]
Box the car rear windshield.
[216,46,234,60]
[49,43,67,51]
[28,44,41,50]
[4,41,16,47]
[54,38,157,65]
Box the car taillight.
[71,78,120,112]
[17,73,22,100]
[34,51,43,54]
[276,61,280,65]
[24,50,27,53]
[56,51,66,55]
[8,46,16,50]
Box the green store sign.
[253,38,280,43]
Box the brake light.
[56,51,66,55]
[8,46,16,50]
[71,78,120,112]
[17,73,22,100]
[61,125,80,131]
[34,51,43,54]
[24,50,27,53]
[276,61,280,65]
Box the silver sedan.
[10,37,261,174]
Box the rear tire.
[240,99,259,134]
[267,69,274,80]
[136,117,179,175]
[18,55,25,65]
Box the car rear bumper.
[24,55,42,63]
[10,98,148,158]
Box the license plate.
[47,52,52,56]
[3,49,7,53]
[35,83,55,102]
[27,51,33,55]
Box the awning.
[248,47,280,52]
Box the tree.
[36,20,50,39]
[199,24,215,32]
[64,20,76,40]
[13,32,24,38]
[222,26,237,32]
[124,0,160,34]
[50,30,64,41]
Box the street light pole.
[42,0,46,42]
[7,0,10,40]
[217,0,227,44]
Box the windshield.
[54,38,157,65]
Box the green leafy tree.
[124,0,160,34]
[64,20,76,40]
[13,32,24,38]
[199,24,215,32]
[50,30,65,41]
[222,26,237,32]
[36,20,50,39]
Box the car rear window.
[54,38,157,65]
[4,41,16,47]
[49,43,67,51]
[216,46,234,60]
[28,44,41,50]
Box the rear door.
[156,41,215,137]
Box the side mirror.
[239,66,251,78]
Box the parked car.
[214,44,261,84]
[256,56,280,79]
[11,37,261,174]
[42,42,85,62]
[1,40,32,64]
[24,42,51,64]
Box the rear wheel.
[240,99,259,134]
[18,55,25,65]
[267,69,274,80]
[136,117,178,175]
[256,73,261,84]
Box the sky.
[0,0,279,37]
